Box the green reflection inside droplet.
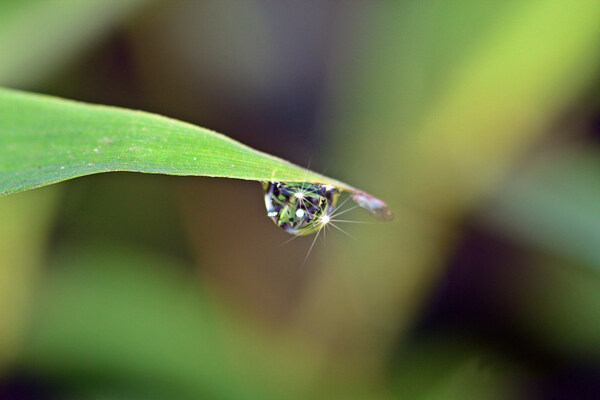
[263,182,339,236]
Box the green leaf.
[0,87,382,207]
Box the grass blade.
[0,87,390,217]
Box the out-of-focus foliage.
[2,1,600,399]
[483,148,600,270]
[0,187,58,372]
[481,148,600,358]
[0,0,149,88]
[314,0,600,367]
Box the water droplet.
[263,182,339,236]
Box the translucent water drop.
[263,182,339,236]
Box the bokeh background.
[2,1,600,399]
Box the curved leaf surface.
[0,87,355,194]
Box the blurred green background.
[2,1,600,399]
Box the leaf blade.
[0,87,355,196]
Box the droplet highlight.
[263,182,339,236]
